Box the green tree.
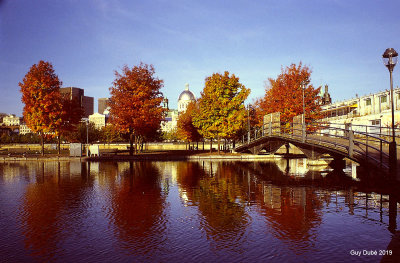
[68,122,100,143]
[162,128,179,142]
[100,125,123,143]
[193,71,249,153]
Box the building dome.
[178,83,196,113]
[178,90,195,101]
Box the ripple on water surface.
[0,160,399,262]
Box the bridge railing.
[242,120,393,170]
[303,121,391,169]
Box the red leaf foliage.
[256,62,322,124]
[19,61,63,134]
[109,63,165,137]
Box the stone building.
[161,84,196,134]
[321,87,400,129]
[19,124,32,135]
[320,85,332,105]
[2,114,20,126]
[89,112,107,130]
[178,83,196,113]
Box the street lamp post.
[81,118,89,156]
[247,104,251,143]
[382,48,398,177]
[302,81,306,121]
[301,80,309,142]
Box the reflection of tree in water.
[19,162,94,262]
[258,186,322,252]
[177,161,250,252]
[176,162,204,205]
[110,161,166,258]
[234,161,324,253]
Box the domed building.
[161,83,196,134]
[178,83,196,113]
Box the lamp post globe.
[300,80,309,123]
[383,48,398,72]
[382,48,398,177]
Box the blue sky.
[1,0,400,116]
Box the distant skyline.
[1,0,400,116]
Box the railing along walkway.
[237,121,400,173]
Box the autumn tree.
[109,63,165,155]
[162,128,179,142]
[177,101,202,146]
[257,62,322,125]
[53,93,84,153]
[192,71,250,153]
[100,124,123,143]
[68,122,100,144]
[19,61,63,155]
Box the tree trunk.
[210,139,212,153]
[197,141,198,151]
[139,137,144,153]
[217,135,220,154]
[58,135,61,155]
[41,133,44,156]
[134,135,138,154]
[129,133,134,156]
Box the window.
[371,119,381,126]
[381,95,387,103]
[366,98,371,106]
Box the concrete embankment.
[0,153,281,162]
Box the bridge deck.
[235,132,400,178]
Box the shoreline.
[0,152,304,162]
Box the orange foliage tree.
[177,101,202,145]
[53,93,84,153]
[257,62,322,125]
[193,71,250,153]
[19,61,63,155]
[109,63,165,155]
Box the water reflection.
[0,160,398,262]
[108,162,167,257]
[19,162,94,262]
[177,162,250,252]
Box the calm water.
[0,159,399,263]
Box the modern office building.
[60,87,94,118]
[98,98,110,114]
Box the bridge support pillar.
[329,158,346,170]
[348,130,354,158]
[297,145,324,160]
[389,141,397,180]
